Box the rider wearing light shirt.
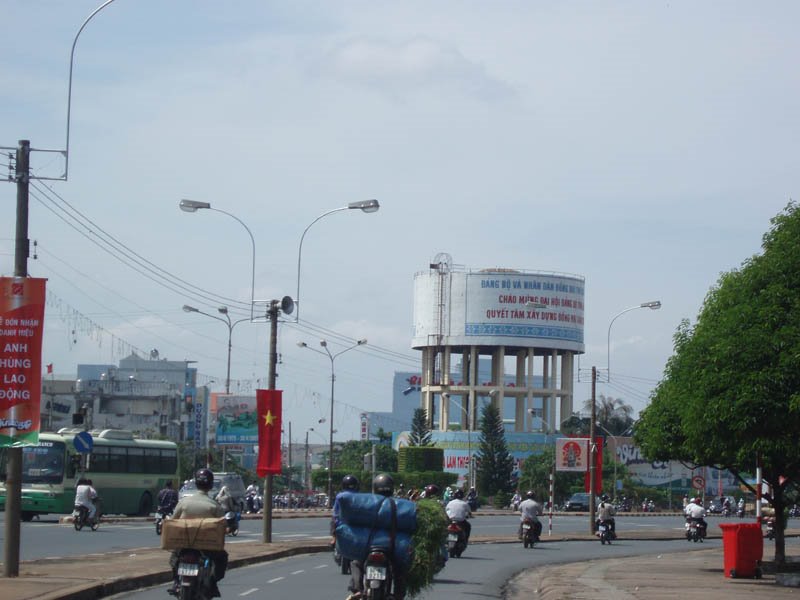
[684,497,708,537]
[518,491,543,539]
[445,489,472,542]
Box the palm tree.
[583,395,634,435]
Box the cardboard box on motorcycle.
[160,517,226,552]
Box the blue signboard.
[73,431,94,454]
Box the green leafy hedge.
[399,446,444,472]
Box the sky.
[1,1,797,442]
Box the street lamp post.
[295,200,379,321]
[180,199,257,321]
[182,305,249,395]
[606,301,661,381]
[298,338,367,506]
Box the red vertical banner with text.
[0,277,46,447]
[256,389,282,477]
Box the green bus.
[0,428,179,520]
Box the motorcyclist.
[445,488,472,543]
[157,480,178,515]
[215,485,242,534]
[347,473,408,600]
[517,490,543,540]
[423,484,441,502]
[684,496,708,538]
[443,486,453,503]
[245,483,260,513]
[395,483,407,499]
[511,490,522,511]
[466,486,478,511]
[332,474,359,542]
[74,477,98,523]
[168,468,228,597]
[722,496,732,515]
[596,494,616,536]
[737,497,745,517]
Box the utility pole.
[4,140,30,578]
[304,430,310,500]
[287,421,292,510]
[262,300,279,543]
[589,365,597,535]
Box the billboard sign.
[210,393,258,445]
[556,437,589,472]
[0,277,46,447]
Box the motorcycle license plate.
[366,565,387,580]
[599,525,607,532]
[177,563,200,576]
[522,524,531,530]
[448,534,458,542]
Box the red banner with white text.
[0,277,46,447]
[256,389,282,477]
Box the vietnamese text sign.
[0,277,46,447]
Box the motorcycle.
[332,541,351,575]
[173,548,217,600]
[737,504,745,519]
[521,518,540,549]
[155,507,173,536]
[363,545,398,600]
[685,518,705,543]
[597,519,616,545]
[721,504,731,518]
[224,511,240,536]
[765,517,776,540]
[245,492,262,514]
[72,502,100,532]
[447,519,468,558]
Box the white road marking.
[268,577,285,583]
[240,588,259,596]
[314,564,328,569]
[291,570,304,575]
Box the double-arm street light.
[180,199,257,321]
[295,200,380,321]
[182,305,249,394]
[298,338,367,506]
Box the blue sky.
[1,1,797,440]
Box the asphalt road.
[106,538,722,599]
[1,511,743,562]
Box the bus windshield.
[22,441,66,485]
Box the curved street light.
[295,200,380,322]
[606,300,661,381]
[298,338,367,506]
[180,199,256,321]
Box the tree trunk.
[771,478,786,566]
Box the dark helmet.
[525,490,535,500]
[195,468,214,492]
[601,494,609,502]
[424,484,441,498]
[453,488,465,500]
[342,474,359,491]
[373,473,394,497]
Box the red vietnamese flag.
[256,389,282,477]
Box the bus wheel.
[21,511,34,522]
[138,492,152,516]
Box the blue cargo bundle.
[338,493,417,531]
[334,493,417,567]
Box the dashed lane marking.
[240,588,259,596]
[314,564,328,569]
[291,570,304,575]
[268,577,285,583]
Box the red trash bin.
[719,522,763,578]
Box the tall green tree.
[335,440,398,472]
[636,202,800,565]
[409,408,433,447]
[475,403,514,496]
[583,395,634,435]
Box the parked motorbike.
[224,511,241,536]
[521,518,540,549]
[685,518,705,543]
[72,502,100,532]
[363,545,398,600]
[172,548,217,600]
[155,507,173,536]
[597,519,616,545]
[447,519,468,558]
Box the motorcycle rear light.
[367,552,387,564]
[448,524,461,532]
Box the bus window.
[108,447,126,472]
[144,448,161,473]
[128,447,145,473]
[91,447,110,472]
[161,449,178,474]
[21,441,66,485]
